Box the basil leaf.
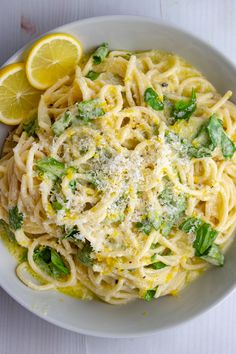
[144,288,157,301]
[194,114,236,158]
[9,206,23,231]
[158,187,174,206]
[51,249,70,275]
[172,88,197,120]
[194,223,218,256]
[77,99,105,123]
[180,217,222,266]
[136,214,162,236]
[144,87,164,111]
[206,115,223,148]
[93,43,109,65]
[33,246,70,278]
[23,117,38,137]
[221,132,236,158]
[187,145,212,158]
[36,157,65,181]
[86,70,100,81]
[136,219,153,235]
[158,188,186,236]
[87,171,105,190]
[180,217,203,234]
[201,243,224,266]
[77,240,93,266]
[64,225,80,240]
[52,111,73,136]
[150,261,167,270]
[51,201,63,211]
[0,219,15,241]
[165,131,212,159]
[69,180,77,194]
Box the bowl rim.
[1,14,236,338]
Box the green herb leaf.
[193,114,236,159]
[77,240,93,266]
[150,261,167,270]
[77,99,105,123]
[0,219,15,241]
[63,225,80,240]
[158,187,175,207]
[51,200,63,211]
[221,132,236,158]
[92,43,109,65]
[136,213,161,236]
[180,217,203,234]
[9,206,23,231]
[144,87,164,111]
[194,223,218,256]
[144,288,157,301]
[69,180,77,194]
[187,145,212,158]
[36,157,65,181]
[33,246,70,278]
[136,220,153,235]
[52,111,73,136]
[87,170,105,190]
[158,187,186,236]
[193,115,221,151]
[201,243,224,266]
[23,117,38,137]
[150,242,159,250]
[180,217,222,266]
[172,88,197,120]
[50,249,70,275]
[86,70,100,81]
[165,131,212,159]
[205,115,223,148]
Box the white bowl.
[1,15,236,338]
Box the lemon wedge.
[26,33,83,90]
[0,63,41,125]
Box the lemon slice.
[0,63,41,125]
[26,33,83,90]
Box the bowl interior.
[1,15,236,337]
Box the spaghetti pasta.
[1,47,236,304]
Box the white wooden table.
[1,1,236,353]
